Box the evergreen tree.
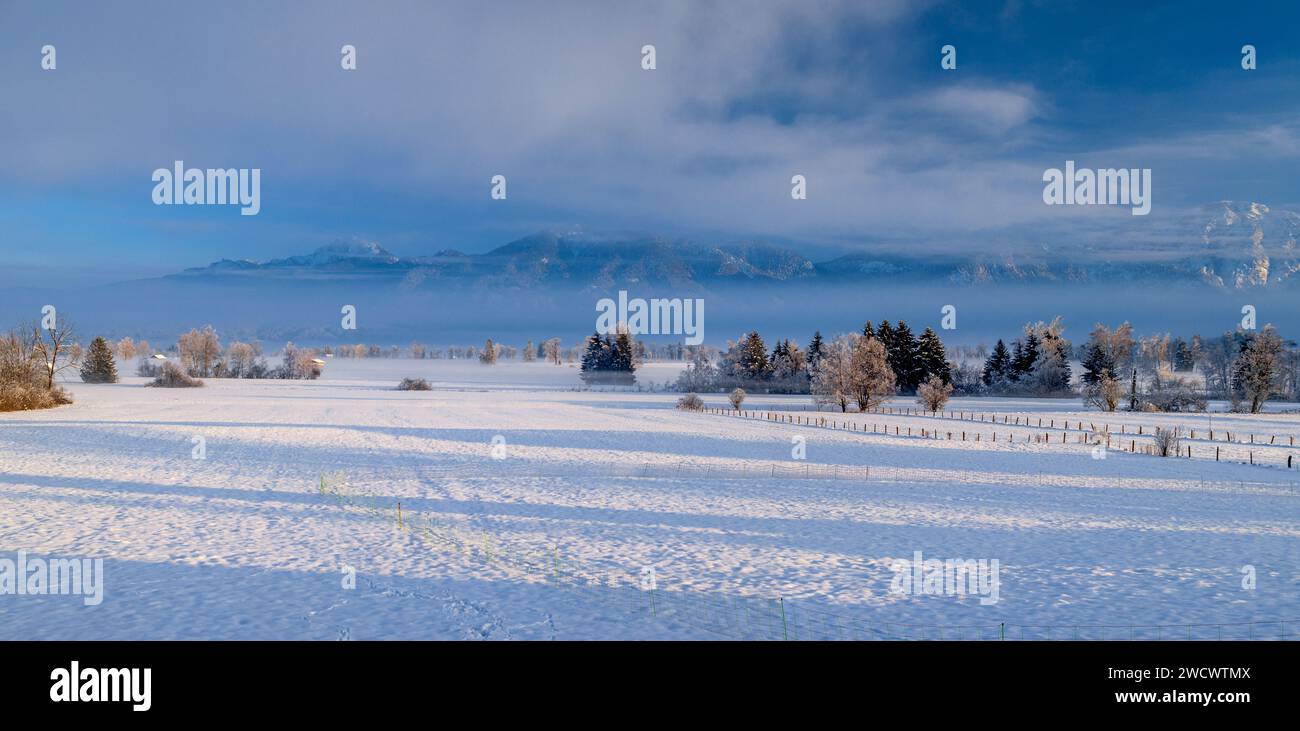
[1008,340,1025,382]
[739,331,770,381]
[876,321,895,359]
[1080,339,1115,386]
[579,332,610,378]
[982,339,1011,387]
[889,320,920,392]
[862,320,876,341]
[1013,332,1041,379]
[770,339,788,366]
[479,338,497,364]
[806,331,825,375]
[1172,338,1193,371]
[80,336,119,383]
[612,331,636,376]
[916,327,951,385]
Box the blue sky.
[2,0,1299,286]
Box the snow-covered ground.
[1,358,1296,640]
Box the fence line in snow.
[697,407,1300,471]
[731,401,1300,450]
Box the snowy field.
[1,358,1297,640]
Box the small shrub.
[729,388,746,410]
[148,361,204,388]
[1083,373,1122,412]
[676,393,705,411]
[1153,427,1181,457]
[0,383,72,411]
[916,375,953,412]
[1144,380,1208,412]
[397,377,432,391]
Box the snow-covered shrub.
[1153,427,1180,457]
[729,388,746,410]
[1083,373,1122,412]
[1143,378,1207,413]
[916,375,953,412]
[148,361,204,388]
[397,377,432,391]
[676,393,704,411]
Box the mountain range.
[166,201,1300,292]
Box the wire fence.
[317,474,1297,641]
[740,401,1300,449]
[699,407,1300,471]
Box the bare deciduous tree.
[1084,372,1122,412]
[31,319,80,390]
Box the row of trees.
[158,327,320,380]
[1074,322,1288,413]
[676,320,953,398]
[978,318,1073,395]
[579,331,638,385]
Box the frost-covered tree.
[115,337,137,361]
[769,339,807,392]
[543,338,562,365]
[729,388,746,410]
[226,342,259,378]
[812,334,857,412]
[1028,319,1072,394]
[850,336,896,411]
[480,338,498,364]
[738,331,770,381]
[917,375,953,412]
[1084,372,1122,412]
[675,349,717,392]
[1232,325,1283,413]
[178,326,221,377]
